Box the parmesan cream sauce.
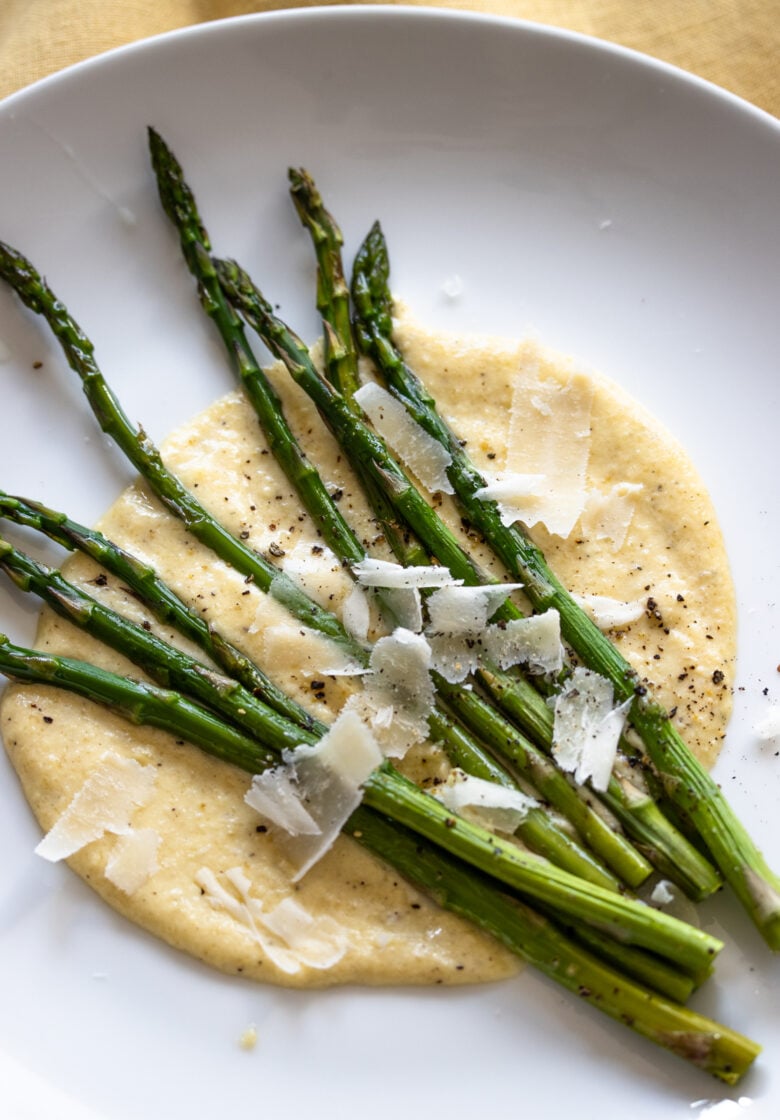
[0,312,736,987]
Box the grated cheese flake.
[504,360,593,538]
[352,557,459,589]
[260,622,366,677]
[195,867,348,974]
[351,560,462,637]
[346,628,436,756]
[473,472,546,528]
[424,633,481,684]
[433,769,538,834]
[104,828,161,894]
[484,610,564,675]
[580,482,643,551]
[646,877,701,928]
[342,583,372,642]
[244,708,383,880]
[354,382,454,493]
[362,629,436,725]
[573,593,646,630]
[424,584,524,683]
[244,770,322,836]
[35,752,156,862]
[426,584,523,634]
[650,879,675,906]
[755,707,780,745]
[441,273,464,299]
[552,667,631,792]
[380,587,423,634]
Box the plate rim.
[2,3,779,138]
[0,7,778,1120]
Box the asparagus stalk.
[0,629,722,978]
[0,238,645,893]
[147,131,361,565]
[477,664,721,899]
[0,536,322,755]
[0,634,753,1077]
[0,517,697,996]
[146,131,648,889]
[290,166,440,575]
[560,916,696,1005]
[288,167,721,901]
[352,808,755,1084]
[350,222,780,948]
[215,254,729,902]
[0,632,277,773]
[288,167,361,401]
[0,240,362,663]
[0,533,620,888]
[0,489,316,732]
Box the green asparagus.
[0,149,772,1081]
[147,130,650,890]
[0,634,754,1079]
[0,532,619,889]
[350,220,780,949]
[287,166,722,902]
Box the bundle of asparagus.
[0,127,776,1084]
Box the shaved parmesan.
[245,708,383,880]
[381,587,423,634]
[484,610,564,675]
[105,828,161,894]
[424,634,481,684]
[35,753,156,862]
[352,557,458,589]
[473,472,546,527]
[196,867,347,974]
[505,364,593,538]
[260,895,341,953]
[646,878,701,928]
[441,273,464,299]
[362,629,436,725]
[574,593,646,630]
[434,769,538,833]
[369,704,395,731]
[424,584,525,683]
[281,541,343,608]
[650,879,674,906]
[426,584,522,634]
[260,622,366,678]
[552,668,631,792]
[347,628,436,756]
[245,770,322,836]
[351,561,460,636]
[581,482,643,551]
[342,583,372,642]
[354,381,454,494]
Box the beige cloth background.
[0,1,777,117]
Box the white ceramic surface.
[1,8,779,1118]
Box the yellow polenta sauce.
[0,313,735,986]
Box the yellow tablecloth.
[0,1,778,118]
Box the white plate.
[1,7,779,1118]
